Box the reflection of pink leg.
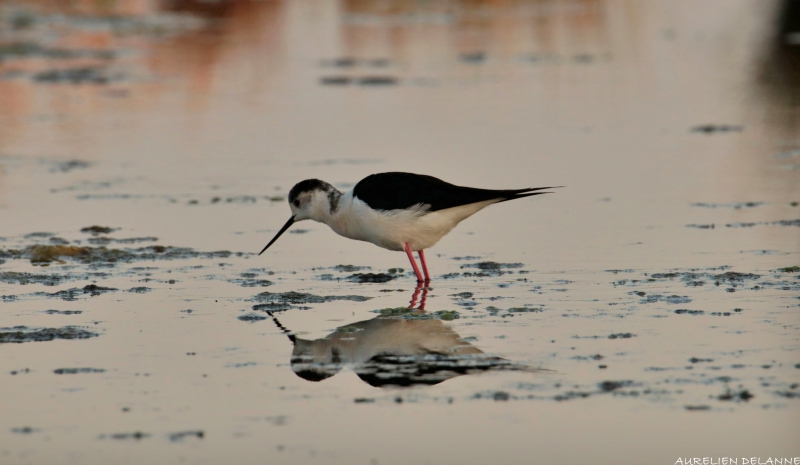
[409,283,429,310]
[409,285,420,308]
[404,242,424,282]
[418,250,431,282]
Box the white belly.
[327,194,498,252]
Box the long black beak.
[259,215,295,255]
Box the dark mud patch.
[358,76,398,86]
[472,391,513,401]
[451,292,473,299]
[227,362,257,369]
[674,309,705,315]
[127,287,151,293]
[0,326,98,343]
[320,57,391,68]
[251,291,371,311]
[461,262,523,270]
[42,160,92,173]
[638,294,691,304]
[229,275,274,287]
[44,310,83,315]
[32,67,122,85]
[598,380,634,392]
[332,264,370,272]
[450,292,477,308]
[684,405,712,411]
[713,271,761,283]
[777,266,800,273]
[0,42,116,62]
[459,261,524,277]
[80,226,118,235]
[692,202,764,209]
[486,305,545,317]
[0,271,78,286]
[726,219,800,228]
[460,51,486,63]
[238,313,267,323]
[439,273,463,279]
[554,391,593,401]
[252,302,294,312]
[168,430,204,442]
[690,124,744,134]
[196,195,286,205]
[718,389,754,402]
[320,76,398,85]
[645,270,763,288]
[11,427,40,434]
[54,367,105,374]
[347,272,397,283]
[99,431,150,441]
[23,232,54,240]
[320,76,351,85]
[36,284,118,300]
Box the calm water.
[1,1,798,464]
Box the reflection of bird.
[259,172,559,282]
[267,309,551,387]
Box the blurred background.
[0,0,798,268]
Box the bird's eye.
[293,200,300,207]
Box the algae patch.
[0,271,76,286]
[374,307,460,320]
[347,272,397,283]
[80,226,118,235]
[251,291,372,309]
[238,313,268,322]
[168,430,204,442]
[0,244,233,265]
[53,367,106,374]
[0,326,99,343]
[36,284,118,301]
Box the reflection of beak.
[259,215,295,255]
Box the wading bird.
[259,172,558,282]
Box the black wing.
[352,172,557,212]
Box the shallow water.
[1,0,799,464]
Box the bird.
[259,172,559,282]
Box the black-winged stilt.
[259,172,559,282]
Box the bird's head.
[258,179,341,255]
[287,179,338,221]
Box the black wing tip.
[524,186,564,191]
[497,186,564,203]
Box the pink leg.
[417,250,431,282]
[404,242,424,282]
